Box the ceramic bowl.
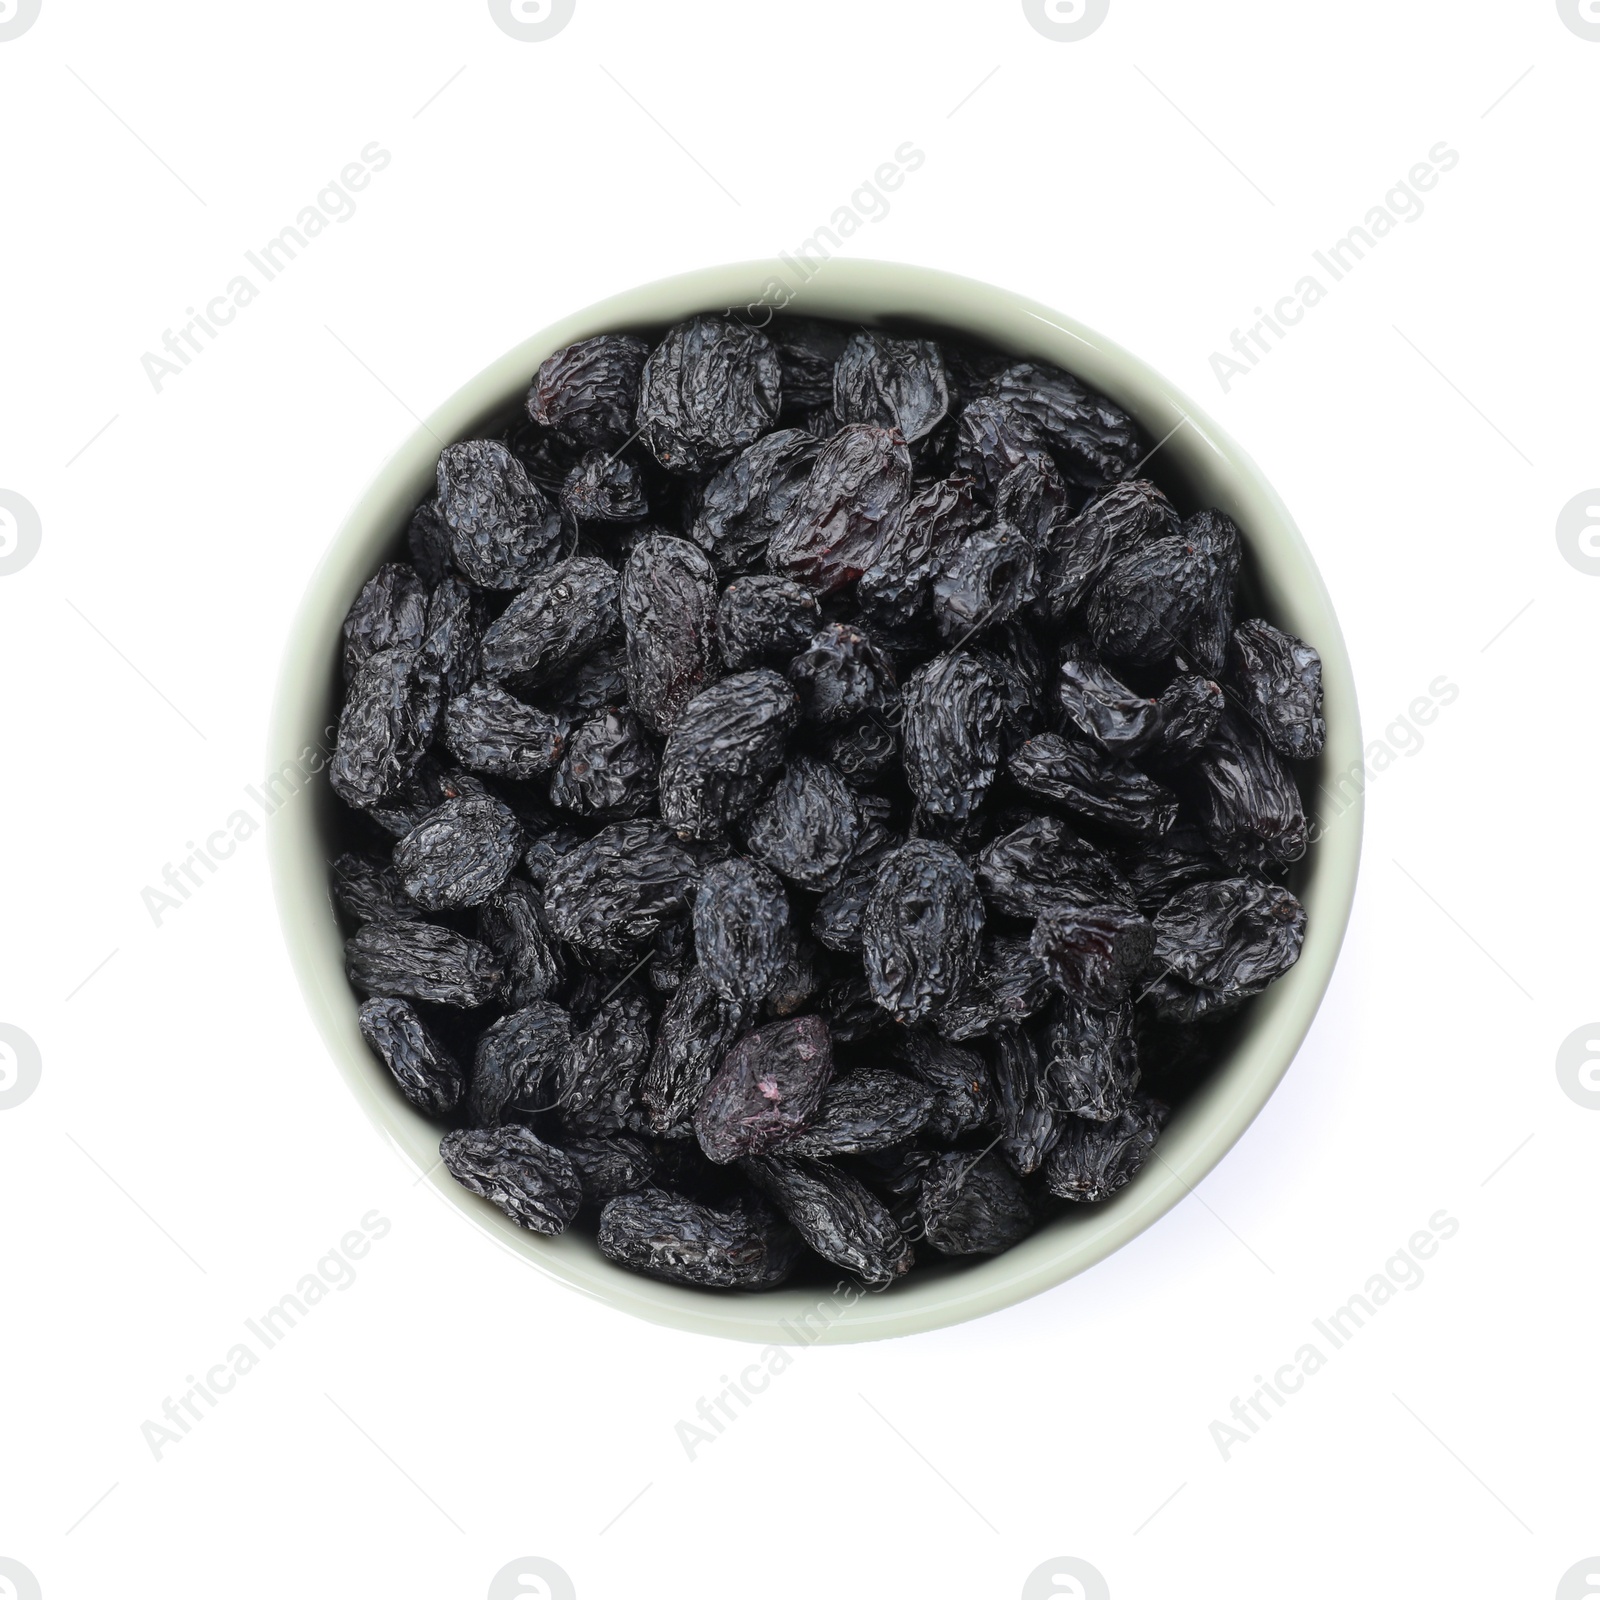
[267,259,1362,1344]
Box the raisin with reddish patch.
[528,333,651,449]
[1031,904,1156,1009]
[694,1014,833,1163]
[769,423,913,594]
[688,429,820,573]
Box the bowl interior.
[268,259,1362,1344]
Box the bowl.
[267,259,1362,1344]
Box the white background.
[2,2,1595,1597]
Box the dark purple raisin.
[694,1014,834,1163]
[345,921,502,1008]
[394,795,524,911]
[693,857,792,1004]
[1031,904,1156,1009]
[768,423,913,595]
[443,683,565,781]
[359,997,466,1118]
[917,1151,1033,1256]
[620,532,719,734]
[440,1125,581,1233]
[862,839,984,1023]
[435,439,562,591]
[528,333,651,449]
[1229,618,1325,760]
[549,707,658,819]
[636,315,782,475]
[687,429,820,573]
[833,331,950,444]
[598,1191,800,1288]
[716,575,821,671]
[744,756,864,891]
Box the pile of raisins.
[326,313,1324,1292]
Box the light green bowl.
[268,259,1362,1345]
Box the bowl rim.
[267,257,1363,1345]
